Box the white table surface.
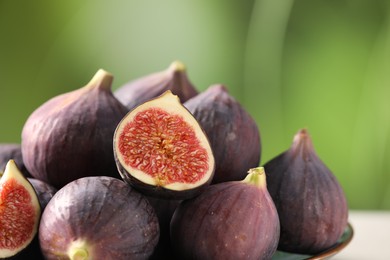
[332,210,390,260]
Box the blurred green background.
[1,0,389,209]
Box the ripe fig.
[114,61,198,111]
[114,90,215,200]
[27,178,57,210]
[0,143,30,177]
[184,84,261,184]
[170,167,280,260]
[0,160,41,259]
[39,176,160,260]
[264,129,348,254]
[146,196,181,260]
[21,69,128,188]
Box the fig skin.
[39,176,160,260]
[264,129,348,254]
[114,91,215,200]
[170,167,280,260]
[27,178,57,210]
[0,143,31,177]
[184,84,261,184]
[146,196,181,260]
[21,69,128,188]
[114,61,198,111]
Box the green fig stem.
[243,167,267,189]
[85,69,113,91]
[69,247,89,260]
[169,60,186,72]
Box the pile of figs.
[0,61,349,260]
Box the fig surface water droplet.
[184,84,261,184]
[115,61,198,111]
[264,129,348,254]
[21,69,128,188]
[114,90,215,200]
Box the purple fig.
[39,176,160,260]
[27,178,57,210]
[264,129,348,254]
[114,61,198,111]
[170,167,280,260]
[21,69,128,188]
[184,84,261,184]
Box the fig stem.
[85,69,113,91]
[69,247,89,260]
[169,60,186,72]
[243,167,266,188]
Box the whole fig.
[184,84,261,184]
[39,176,160,260]
[114,61,198,111]
[264,129,348,254]
[21,69,128,188]
[170,167,280,260]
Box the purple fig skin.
[170,167,280,260]
[264,129,348,254]
[184,84,261,184]
[146,196,181,260]
[0,143,31,177]
[27,178,57,210]
[21,70,128,188]
[114,61,198,111]
[39,176,160,260]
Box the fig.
[146,196,181,260]
[113,90,215,200]
[0,143,30,177]
[184,84,261,184]
[27,178,57,210]
[114,61,198,111]
[170,167,280,260]
[0,160,41,259]
[21,69,128,188]
[264,129,348,254]
[39,176,160,260]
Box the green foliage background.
[1,0,389,209]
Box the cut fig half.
[114,90,215,199]
[0,160,41,258]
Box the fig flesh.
[39,176,160,260]
[21,69,128,188]
[114,61,198,111]
[264,129,348,254]
[184,84,261,184]
[114,90,215,200]
[170,167,280,260]
[0,144,30,177]
[0,160,41,259]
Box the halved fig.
[0,160,41,259]
[39,176,160,260]
[113,90,215,200]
